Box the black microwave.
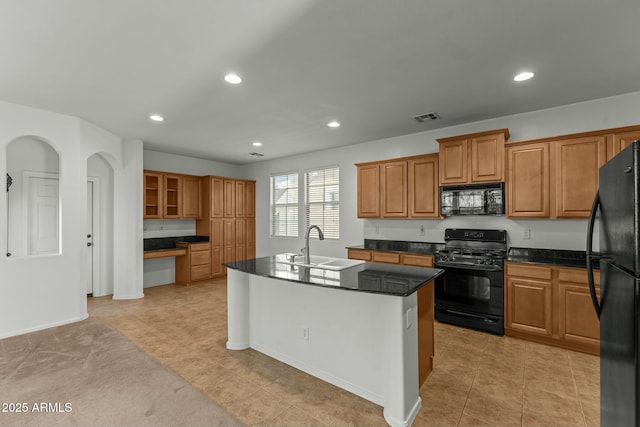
[440,182,505,216]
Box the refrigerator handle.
[586,190,601,319]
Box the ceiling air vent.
[413,112,439,123]
[249,152,264,157]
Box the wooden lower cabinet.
[505,262,600,355]
[175,242,211,285]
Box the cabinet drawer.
[190,242,210,252]
[373,251,400,264]
[401,254,433,267]
[191,265,211,281]
[506,263,552,280]
[558,268,600,285]
[348,248,372,261]
[191,250,211,266]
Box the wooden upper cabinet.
[437,129,509,185]
[408,154,440,218]
[144,171,163,219]
[163,174,182,218]
[235,180,246,218]
[507,142,550,218]
[471,133,505,182]
[182,175,201,218]
[210,177,224,218]
[357,164,380,218]
[554,135,606,218]
[611,128,640,158]
[438,139,468,184]
[223,179,235,218]
[381,161,408,218]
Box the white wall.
[0,101,142,338]
[248,91,640,257]
[144,149,246,178]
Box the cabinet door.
[223,179,235,218]
[381,161,408,218]
[182,175,201,218]
[235,218,246,261]
[554,136,606,218]
[211,219,224,277]
[210,177,224,218]
[245,181,256,218]
[613,129,640,157]
[507,143,550,218]
[408,155,439,218]
[163,174,182,218]
[222,219,235,273]
[372,251,400,264]
[557,268,600,352]
[235,180,246,218]
[357,164,380,218]
[471,133,504,182]
[439,139,468,185]
[506,276,553,337]
[143,171,163,219]
[246,219,256,259]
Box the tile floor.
[89,280,600,426]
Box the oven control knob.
[484,258,493,265]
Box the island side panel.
[417,282,435,387]
[243,274,421,427]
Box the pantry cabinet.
[196,176,256,278]
[356,154,439,219]
[437,129,509,185]
[505,262,600,355]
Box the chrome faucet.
[302,225,324,264]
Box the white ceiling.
[2,0,640,165]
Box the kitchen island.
[225,254,443,427]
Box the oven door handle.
[435,263,503,272]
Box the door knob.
[87,242,92,247]
[87,234,92,238]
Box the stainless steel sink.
[276,253,365,271]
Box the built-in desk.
[143,248,187,259]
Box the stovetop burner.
[435,228,507,268]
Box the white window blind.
[305,166,339,239]
[270,172,299,237]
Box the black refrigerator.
[587,140,640,427]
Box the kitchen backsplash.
[143,219,196,238]
[363,216,598,251]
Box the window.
[305,166,339,239]
[270,172,299,237]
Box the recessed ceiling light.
[252,141,262,147]
[514,71,534,82]
[149,114,165,122]
[327,121,340,128]
[224,73,242,84]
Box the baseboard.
[0,313,89,339]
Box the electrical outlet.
[302,327,309,340]
[419,225,425,236]
[523,229,531,240]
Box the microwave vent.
[413,112,439,122]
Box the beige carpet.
[0,318,244,427]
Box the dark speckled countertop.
[144,235,209,251]
[507,247,600,269]
[225,254,444,297]
[347,239,444,255]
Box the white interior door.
[28,176,59,255]
[86,181,94,294]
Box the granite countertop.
[507,247,600,269]
[225,254,444,297]
[347,239,445,256]
[144,235,210,252]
